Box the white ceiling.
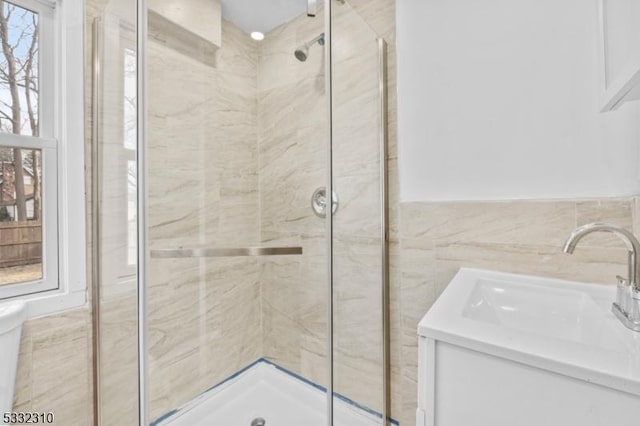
[220,0,308,34]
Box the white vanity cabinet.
[416,268,640,426]
[598,0,640,111]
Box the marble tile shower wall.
[257,1,392,414]
[146,19,261,421]
[257,4,328,393]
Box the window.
[0,0,85,316]
[124,48,137,268]
[0,0,57,296]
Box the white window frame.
[0,0,86,318]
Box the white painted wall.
[397,0,640,201]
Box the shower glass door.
[330,1,389,425]
[143,1,330,424]
[93,0,139,424]
[94,1,389,425]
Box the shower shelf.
[150,246,303,259]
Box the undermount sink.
[416,269,640,426]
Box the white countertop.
[419,268,640,396]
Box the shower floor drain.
[251,418,266,426]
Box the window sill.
[19,287,87,319]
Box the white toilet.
[0,300,26,415]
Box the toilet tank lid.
[0,300,27,334]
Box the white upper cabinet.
[599,0,640,111]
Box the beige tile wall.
[256,3,328,393]
[145,17,261,422]
[12,310,93,426]
[257,0,393,414]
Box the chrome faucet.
[564,222,640,332]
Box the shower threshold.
[151,359,396,426]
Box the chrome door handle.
[150,246,303,258]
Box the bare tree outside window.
[0,0,42,285]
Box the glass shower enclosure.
[92,0,390,425]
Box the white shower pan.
[153,359,394,426]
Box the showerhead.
[295,46,309,62]
[294,33,325,62]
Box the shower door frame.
[325,2,390,425]
[123,1,391,425]
[378,37,391,426]
[136,0,149,424]
[91,18,102,426]
[324,2,334,426]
